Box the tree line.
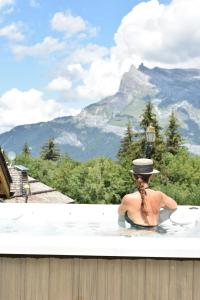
[6,101,200,205]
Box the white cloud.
[67,64,85,80]
[0,0,14,11]
[0,88,72,133]
[72,0,200,102]
[11,36,65,57]
[63,45,128,101]
[76,59,120,100]
[113,0,200,68]
[47,77,72,92]
[53,45,112,100]
[55,132,83,147]
[65,108,81,116]
[70,44,109,65]
[0,23,24,41]
[5,0,200,115]
[51,11,97,38]
[56,45,109,82]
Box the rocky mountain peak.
[0,64,200,159]
[119,64,153,94]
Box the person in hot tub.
[118,158,177,229]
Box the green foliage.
[22,142,31,156]
[118,101,165,165]
[14,105,200,206]
[40,137,60,161]
[66,157,127,204]
[151,149,200,205]
[140,101,162,137]
[165,112,183,155]
[15,147,200,205]
[140,101,165,162]
[118,121,133,160]
[118,122,142,166]
[15,153,133,204]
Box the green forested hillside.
[13,102,200,205]
[15,148,200,205]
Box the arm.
[160,192,177,210]
[118,195,129,227]
[118,194,130,215]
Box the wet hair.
[133,174,151,214]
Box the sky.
[0,0,200,133]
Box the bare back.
[118,189,177,226]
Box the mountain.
[0,117,120,161]
[1,64,200,160]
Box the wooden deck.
[6,173,74,204]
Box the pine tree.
[165,112,183,155]
[118,122,133,160]
[40,137,60,161]
[140,101,164,161]
[140,101,162,137]
[22,142,31,156]
[118,122,141,161]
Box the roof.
[0,148,12,198]
[0,148,12,185]
[5,167,74,204]
[9,167,23,197]
[15,165,29,172]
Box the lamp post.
[145,124,156,158]
[23,183,30,203]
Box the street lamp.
[145,124,156,158]
[23,183,30,203]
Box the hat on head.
[130,158,159,175]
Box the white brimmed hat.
[130,158,159,175]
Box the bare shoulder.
[150,190,166,198]
[118,193,135,215]
[156,191,177,209]
[122,192,138,204]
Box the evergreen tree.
[140,101,162,138]
[118,122,133,160]
[22,142,31,156]
[40,137,60,161]
[140,101,164,162]
[118,122,142,164]
[165,112,183,155]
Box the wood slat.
[158,259,170,300]
[24,257,50,300]
[145,258,160,300]
[72,258,80,300]
[77,258,98,300]
[193,260,200,300]
[0,257,25,300]
[49,257,73,300]
[106,258,122,300]
[176,260,193,300]
[121,258,146,300]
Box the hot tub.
[0,203,200,300]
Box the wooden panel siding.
[0,149,12,198]
[0,168,10,198]
[0,256,200,300]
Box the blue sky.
[0,0,141,93]
[0,0,199,133]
